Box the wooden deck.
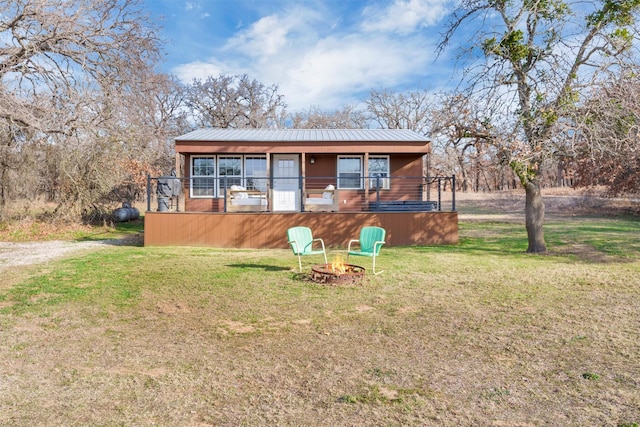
[144,211,458,248]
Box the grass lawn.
[1,214,639,426]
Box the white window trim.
[368,155,390,190]
[337,155,363,189]
[244,156,268,191]
[218,155,243,197]
[190,155,217,199]
[190,155,268,198]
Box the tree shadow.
[291,272,314,281]
[76,234,144,247]
[226,263,291,272]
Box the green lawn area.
[1,215,639,425]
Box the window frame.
[189,155,269,198]
[243,156,268,191]
[190,156,217,198]
[337,156,364,189]
[368,155,390,190]
[218,155,243,195]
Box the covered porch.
[144,172,458,248]
[143,128,458,248]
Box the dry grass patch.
[1,213,639,425]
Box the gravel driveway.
[0,240,113,272]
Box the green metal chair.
[287,226,328,272]
[347,226,386,275]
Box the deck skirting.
[143,211,458,248]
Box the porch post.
[364,152,370,205]
[146,174,151,212]
[437,177,442,211]
[301,152,307,177]
[424,154,431,202]
[452,174,456,212]
[301,152,306,212]
[223,176,228,212]
[266,153,271,211]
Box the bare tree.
[185,74,287,129]
[0,0,162,218]
[0,0,160,133]
[430,93,511,192]
[290,105,368,129]
[80,74,190,207]
[571,67,640,194]
[440,0,640,252]
[366,89,432,135]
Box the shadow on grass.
[76,234,144,247]
[74,218,145,245]
[226,263,291,272]
[290,272,317,282]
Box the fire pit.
[310,259,366,285]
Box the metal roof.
[175,128,428,142]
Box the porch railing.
[146,174,456,213]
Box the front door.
[272,154,300,211]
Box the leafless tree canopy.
[430,93,516,192]
[571,67,640,194]
[0,0,168,219]
[184,74,287,129]
[365,89,433,135]
[290,105,368,129]
[0,0,160,133]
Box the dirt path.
[0,240,114,272]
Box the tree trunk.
[524,181,546,253]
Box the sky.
[143,0,459,112]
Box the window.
[338,156,363,189]
[368,156,390,190]
[191,157,216,197]
[218,156,243,192]
[244,156,268,191]
[190,155,269,198]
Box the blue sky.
[144,0,457,112]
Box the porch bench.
[304,186,339,212]
[372,200,438,212]
[226,186,268,212]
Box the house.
[143,128,458,248]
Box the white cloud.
[362,0,449,35]
[279,35,431,110]
[171,2,444,111]
[224,8,321,57]
[172,61,227,82]
[225,15,292,57]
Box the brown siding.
[181,153,428,213]
[185,197,222,212]
[391,154,423,175]
[305,154,336,183]
[144,211,458,248]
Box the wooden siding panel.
[180,153,427,213]
[191,213,207,245]
[144,212,458,248]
